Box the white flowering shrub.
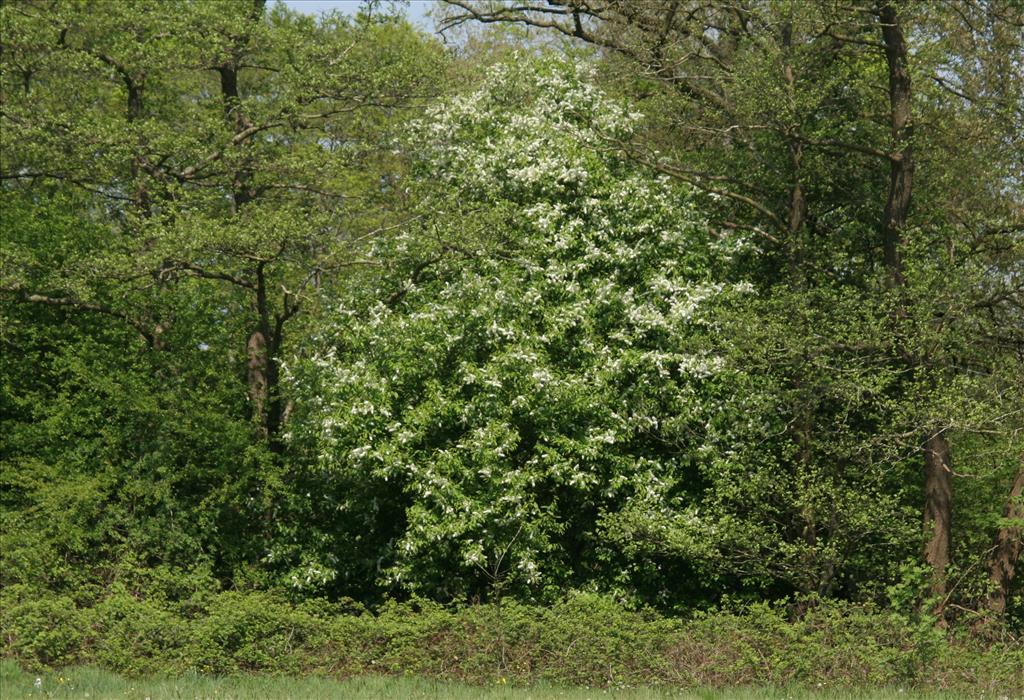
[416,59,638,203]
[288,57,752,602]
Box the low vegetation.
[6,663,1012,700]
[2,592,1020,694]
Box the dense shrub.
[2,590,1020,693]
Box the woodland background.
[0,0,1022,689]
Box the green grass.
[0,662,1002,700]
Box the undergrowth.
[1,588,1020,694]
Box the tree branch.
[1,286,158,347]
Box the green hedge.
[2,587,1020,693]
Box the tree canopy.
[1,0,1022,634]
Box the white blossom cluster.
[413,56,640,203]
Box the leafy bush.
[3,590,1020,693]
[1,594,87,667]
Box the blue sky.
[281,0,437,30]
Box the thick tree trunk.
[247,261,285,451]
[988,467,1024,614]
[780,19,808,267]
[125,77,152,217]
[247,329,282,450]
[878,2,954,611]
[923,432,953,603]
[214,16,283,450]
[878,1,913,290]
[261,338,283,453]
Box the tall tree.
[2,0,443,448]
[1,0,444,591]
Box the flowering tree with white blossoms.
[287,56,753,602]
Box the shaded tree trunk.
[248,260,284,451]
[923,432,953,603]
[214,0,285,450]
[878,1,912,291]
[780,19,807,243]
[877,2,953,609]
[988,467,1024,614]
[124,76,152,216]
[217,60,258,212]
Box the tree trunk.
[125,77,152,217]
[217,61,257,212]
[247,261,285,451]
[988,466,1024,614]
[878,2,954,613]
[247,329,268,434]
[923,432,953,604]
[780,18,808,271]
[215,19,282,450]
[878,1,913,290]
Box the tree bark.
[780,19,807,243]
[217,61,257,212]
[123,75,152,217]
[247,329,268,432]
[878,1,913,290]
[244,260,285,451]
[877,2,954,611]
[214,4,285,450]
[923,432,953,603]
[988,466,1024,614]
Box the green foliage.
[290,57,755,604]
[1,3,1021,688]
[1,0,445,603]
[1,591,1020,693]
[1,595,86,668]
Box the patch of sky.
[280,0,437,31]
